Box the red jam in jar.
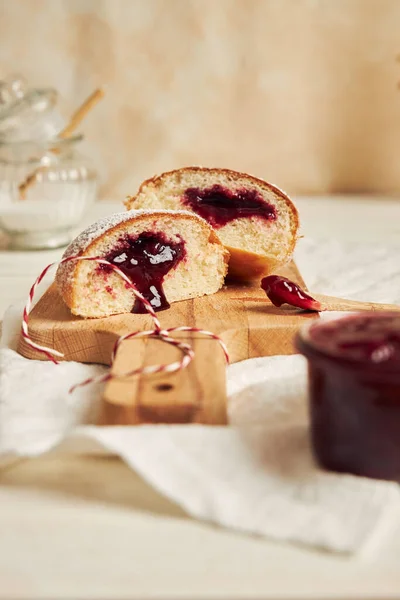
[296,312,400,481]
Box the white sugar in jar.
[0,76,98,250]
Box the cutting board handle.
[99,332,228,425]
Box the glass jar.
[296,312,400,482]
[0,134,97,249]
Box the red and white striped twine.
[22,255,230,393]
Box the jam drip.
[182,184,276,228]
[102,232,185,313]
[261,275,321,311]
[309,314,400,366]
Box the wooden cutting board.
[18,261,317,425]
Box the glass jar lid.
[0,74,64,143]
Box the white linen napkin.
[1,238,400,555]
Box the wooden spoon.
[230,294,400,312]
[311,294,400,312]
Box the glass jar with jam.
[296,312,400,482]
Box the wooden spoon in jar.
[18,88,104,199]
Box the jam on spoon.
[182,184,277,228]
[261,275,322,311]
[100,231,185,313]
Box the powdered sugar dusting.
[63,209,201,258]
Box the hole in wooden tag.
[155,383,174,392]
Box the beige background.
[1,0,400,198]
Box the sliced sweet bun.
[125,167,299,279]
[56,209,229,318]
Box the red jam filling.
[309,313,400,367]
[99,232,185,313]
[182,184,276,228]
[261,275,321,311]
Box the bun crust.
[125,167,299,279]
[56,209,229,318]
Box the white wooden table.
[1,197,400,600]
